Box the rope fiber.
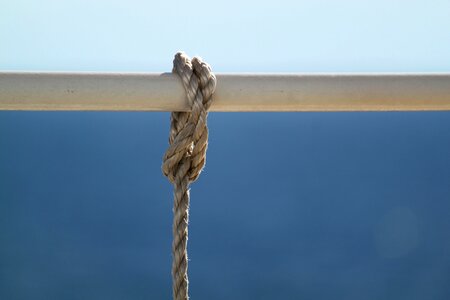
[162,52,216,300]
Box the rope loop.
[163,52,216,183]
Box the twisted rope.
[162,52,216,300]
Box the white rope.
[162,52,217,300]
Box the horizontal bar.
[1,72,450,112]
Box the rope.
[162,52,216,300]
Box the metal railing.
[1,72,450,111]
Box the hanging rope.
[162,52,217,300]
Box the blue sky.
[1,0,450,72]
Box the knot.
[162,52,217,184]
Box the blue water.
[1,112,449,299]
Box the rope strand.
[162,52,216,300]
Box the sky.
[1,0,450,72]
[1,0,450,299]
